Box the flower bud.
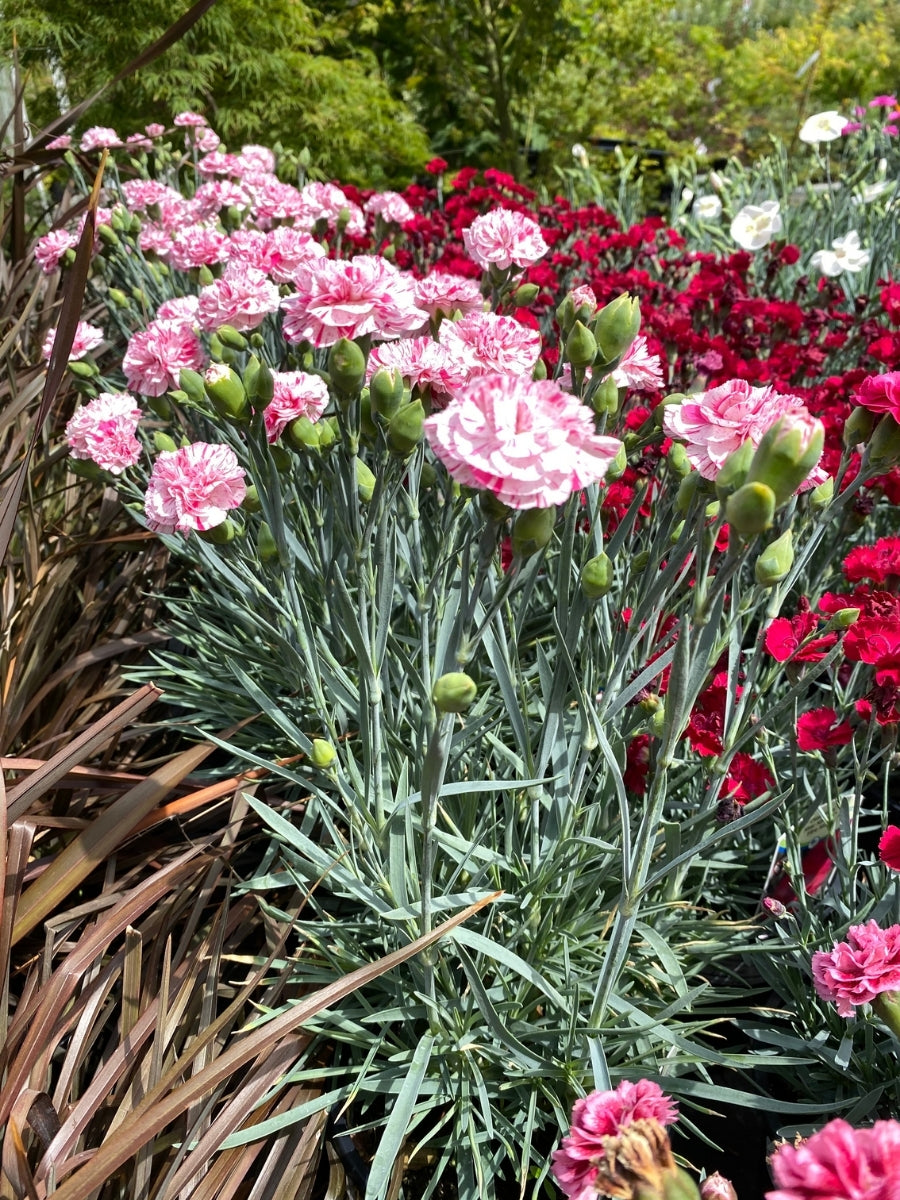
[257,520,278,561]
[109,287,129,307]
[581,552,613,599]
[826,606,861,630]
[649,706,667,737]
[153,431,178,454]
[199,518,237,544]
[513,282,540,307]
[714,438,755,503]
[198,264,215,287]
[328,337,367,396]
[68,360,99,378]
[432,671,477,713]
[150,394,174,419]
[216,324,248,351]
[700,1173,737,1200]
[809,476,834,509]
[204,363,251,423]
[370,368,405,419]
[310,738,338,768]
[755,528,794,587]
[98,224,119,247]
[590,374,620,415]
[744,413,825,507]
[511,506,556,557]
[269,445,292,472]
[631,550,651,573]
[179,368,207,405]
[869,414,900,464]
[556,295,576,334]
[286,415,320,451]
[566,320,598,369]
[388,399,426,456]
[675,471,705,514]
[667,441,691,477]
[725,482,776,535]
[843,405,875,448]
[592,294,641,363]
[356,459,376,502]
[317,418,338,450]
[655,394,687,429]
[604,443,628,482]
[531,358,548,381]
[242,483,262,513]
[479,490,513,521]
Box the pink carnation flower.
[195,128,221,154]
[414,272,485,321]
[263,371,330,442]
[35,228,78,273]
[236,144,276,173]
[812,920,900,1017]
[42,320,104,362]
[662,379,816,480]
[45,134,72,151]
[156,295,200,323]
[173,110,207,127]
[263,225,326,281]
[551,1080,678,1200]
[197,151,241,178]
[462,208,548,271]
[767,1118,900,1200]
[169,225,231,271]
[191,181,252,221]
[66,391,142,474]
[367,337,473,399]
[123,318,205,396]
[612,335,665,392]
[364,190,415,225]
[196,263,280,332]
[282,255,427,347]
[145,123,166,138]
[125,133,154,151]
[79,126,121,151]
[295,181,365,235]
[144,442,246,534]
[424,373,623,509]
[242,174,305,222]
[438,311,541,377]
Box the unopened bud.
[257,520,278,561]
[744,414,825,506]
[843,406,875,448]
[286,415,320,450]
[370,368,405,419]
[432,671,477,713]
[198,265,215,287]
[68,360,98,378]
[310,738,337,768]
[204,363,251,423]
[828,606,861,629]
[153,431,178,453]
[511,506,556,557]
[199,518,237,545]
[809,476,834,509]
[581,552,613,599]
[869,414,900,464]
[631,550,651,573]
[566,320,598,369]
[667,441,691,476]
[216,324,248,351]
[108,287,129,307]
[513,282,540,307]
[725,482,776,535]
[755,528,794,587]
[700,1172,738,1200]
[149,394,173,420]
[388,399,426,456]
[605,443,628,481]
[98,224,119,247]
[179,368,207,405]
[714,438,755,503]
[328,337,367,395]
[242,484,262,513]
[591,374,620,415]
[356,459,376,502]
[531,358,548,381]
[675,471,704,514]
[592,293,641,363]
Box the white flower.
[571,143,588,166]
[798,111,847,144]
[709,171,728,193]
[729,201,782,250]
[810,230,871,276]
[692,194,722,221]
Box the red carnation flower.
[853,371,900,421]
[843,535,900,584]
[425,157,448,175]
[879,825,900,870]
[796,708,853,752]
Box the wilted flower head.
[810,230,871,276]
[812,920,900,1017]
[767,1118,900,1200]
[798,110,847,144]
[462,208,548,271]
[730,201,782,250]
[144,442,246,534]
[66,391,142,474]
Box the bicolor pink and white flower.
[812,920,900,1017]
[366,337,473,399]
[42,320,104,362]
[169,225,231,271]
[263,225,326,281]
[66,391,142,474]
[35,229,78,273]
[144,442,246,534]
[414,272,485,321]
[438,311,541,378]
[123,318,205,396]
[612,335,665,391]
[424,373,623,508]
[462,208,548,271]
[662,380,817,480]
[364,191,414,225]
[767,1118,900,1200]
[282,255,427,347]
[295,181,365,235]
[236,144,276,173]
[263,372,330,442]
[79,126,121,151]
[551,1080,678,1200]
[173,110,208,128]
[156,295,200,324]
[196,264,280,332]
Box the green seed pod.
[725,482,776,535]
[566,320,598,369]
[357,459,376,502]
[869,414,900,464]
[108,287,129,307]
[667,441,691,477]
[605,444,628,482]
[216,324,248,351]
[328,337,367,396]
[153,431,178,454]
[714,438,755,503]
[631,550,651,573]
[369,368,405,419]
[432,671,478,714]
[581,552,613,599]
[388,399,426,456]
[310,738,337,768]
[755,528,794,587]
[592,293,640,363]
[257,520,279,562]
[511,506,556,557]
[531,358,548,381]
[198,265,215,287]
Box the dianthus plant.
[49,121,900,1198]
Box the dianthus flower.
[612,335,665,391]
[812,920,900,1017]
[263,372,330,442]
[282,255,427,347]
[174,110,208,127]
[79,125,121,151]
[413,271,485,321]
[262,226,326,281]
[65,392,142,474]
[662,379,816,480]
[551,1080,678,1200]
[438,311,541,377]
[156,295,200,324]
[364,191,415,225]
[144,442,246,534]
[196,264,280,332]
[424,373,623,509]
[191,180,252,221]
[169,225,231,271]
[796,708,853,752]
[35,228,78,273]
[843,536,900,584]
[767,1118,900,1200]
[853,371,900,422]
[462,209,548,271]
[879,826,900,870]
[236,144,275,172]
[294,181,365,235]
[123,318,204,396]
[42,320,104,362]
[366,337,473,399]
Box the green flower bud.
[828,607,861,629]
[605,443,628,481]
[511,506,556,557]
[357,459,376,502]
[755,528,794,587]
[566,320,598,369]
[592,293,640,363]
[869,414,900,464]
[649,705,667,737]
[269,445,292,472]
[97,224,119,247]
[810,476,834,509]
[242,354,261,401]
[513,282,540,307]
[129,215,142,237]
[199,518,237,545]
[153,431,178,453]
[704,500,720,519]
[531,358,548,381]
[110,207,128,232]
[675,471,704,514]
[68,457,103,481]
[208,332,225,362]
[714,438,755,503]
[317,417,338,450]
[667,441,691,477]
[420,461,438,488]
[590,374,620,415]
[204,363,251,423]
[216,324,248,351]
[555,295,575,334]
[744,415,825,507]
[198,265,215,287]
[68,360,98,378]
[670,520,685,543]
[310,738,338,768]
[108,287,129,307]
[655,393,686,429]
[370,368,405,419]
[843,406,875,448]
[257,520,279,562]
[286,416,320,450]
[149,394,174,420]
[328,337,367,395]
[359,391,378,443]
[631,550,651,573]
[432,671,477,714]
[479,490,513,521]
[388,399,426,456]
[179,368,207,405]
[581,552,613,599]
[725,482,776,535]
[242,484,262,513]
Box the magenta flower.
[424,373,623,509]
[42,320,104,363]
[879,826,900,870]
[66,392,142,474]
[282,255,427,348]
[551,1080,678,1200]
[462,209,548,271]
[263,372,330,442]
[767,1118,900,1200]
[196,264,280,333]
[144,443,246,534]
[812,920,900,1017]
[123,318,204,397]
